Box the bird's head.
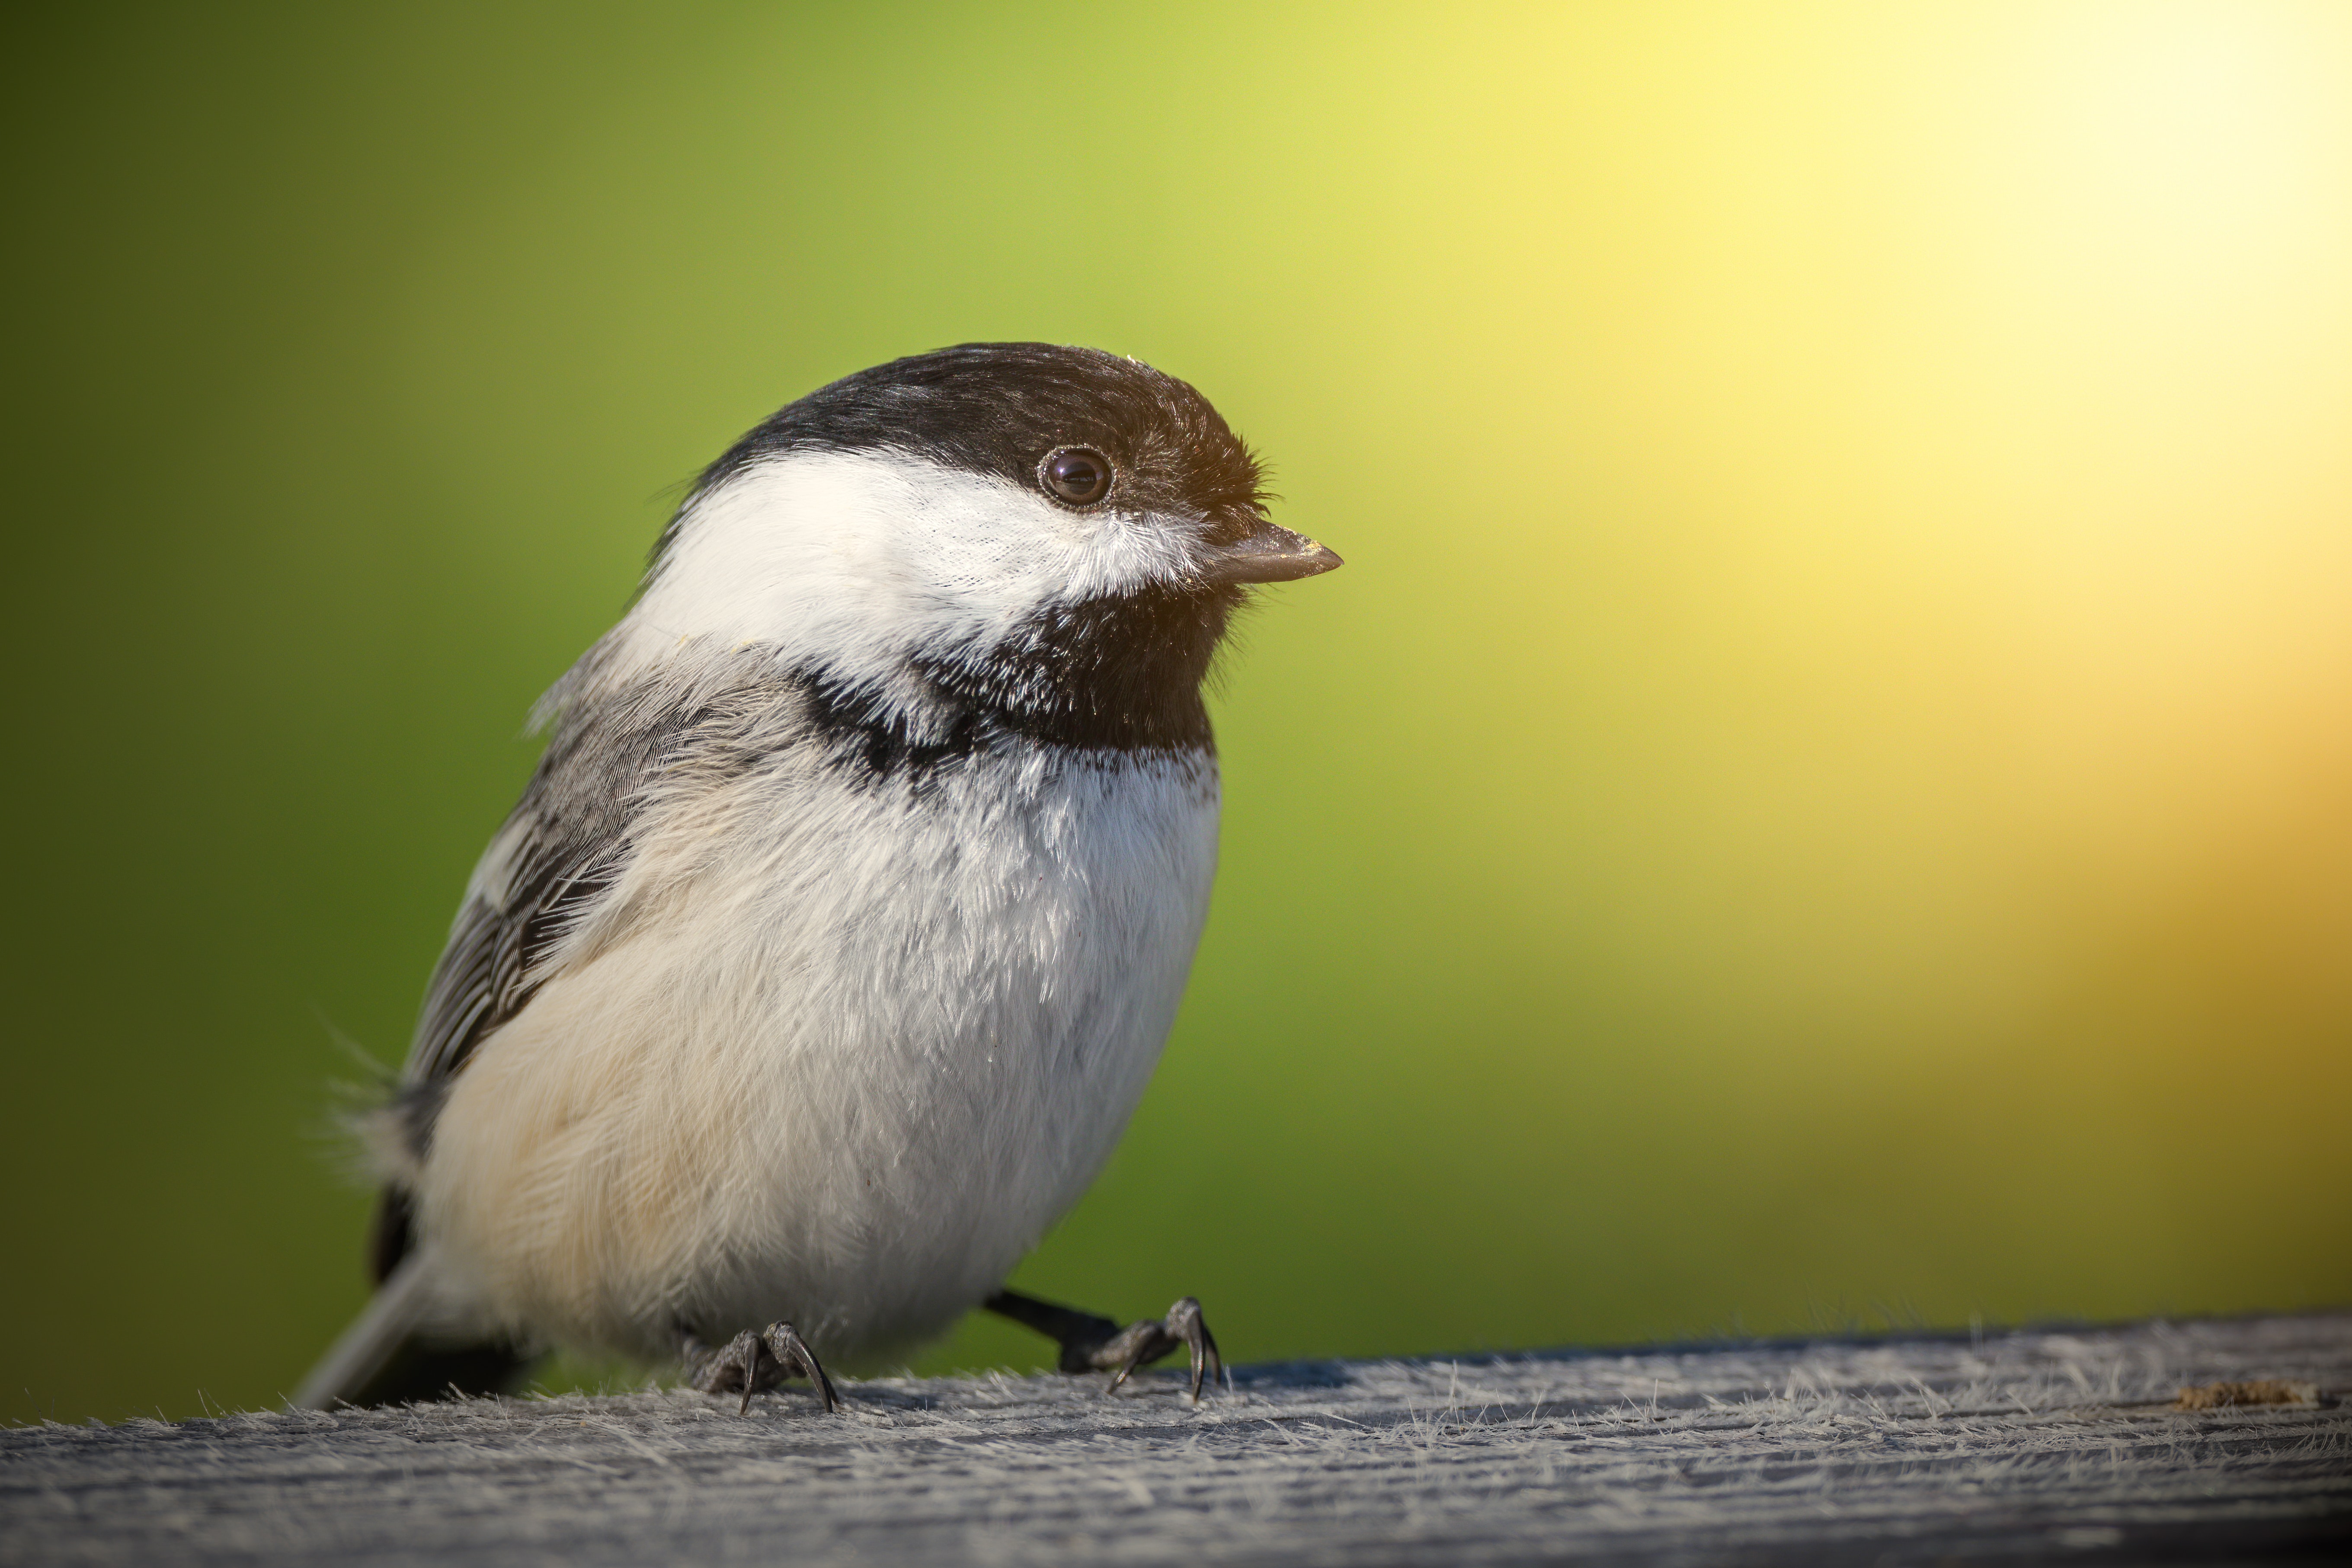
[616,344,1339,718]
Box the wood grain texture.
[6,1314,2348,1566]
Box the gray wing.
[403,710,650,1096]
[397,663,803,1128]
[368,662,802,1281]
[404,763,633,1094]
[368,699,645,1283]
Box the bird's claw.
[982,1288,1228,1401]
[1097,1296,1226,1402]
[684,1321,839,1414]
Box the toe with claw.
[683,1321,839,1414]
[984,1290,1227,1402]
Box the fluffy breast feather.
[414,736,1219,1364]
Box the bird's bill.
[1194,522,1344,586]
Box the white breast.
[416,746,1219,1365]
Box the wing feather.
[403,731,641,1094]
[368,660,805,1283]
[397,656,806,1104]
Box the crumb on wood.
[2171,1379,2317,1409]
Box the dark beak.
[1194,521,1345,586]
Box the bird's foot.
[683,1322,839,1415]
[983,1290,1226,1401]
[1096,1297,1226,1400]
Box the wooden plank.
[4,1313,2347,1565]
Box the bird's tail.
[291,1251,534,1409]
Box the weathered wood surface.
[5,1314,2347,1566]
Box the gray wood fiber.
[5,1314,2347,1566]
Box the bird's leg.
[983,1290,1226,1401]
[681,1322,839,1415]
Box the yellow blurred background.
[4,1,2348,1424]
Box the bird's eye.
[1040,446,1113,506]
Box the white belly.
[416,747,1219,1364]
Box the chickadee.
[296,342,1341,1413]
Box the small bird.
[296,342,1341,1412]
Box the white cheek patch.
[621,451,1193,686]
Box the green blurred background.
[6,1,2351,1425]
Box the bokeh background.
[7,0,2352,1425]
